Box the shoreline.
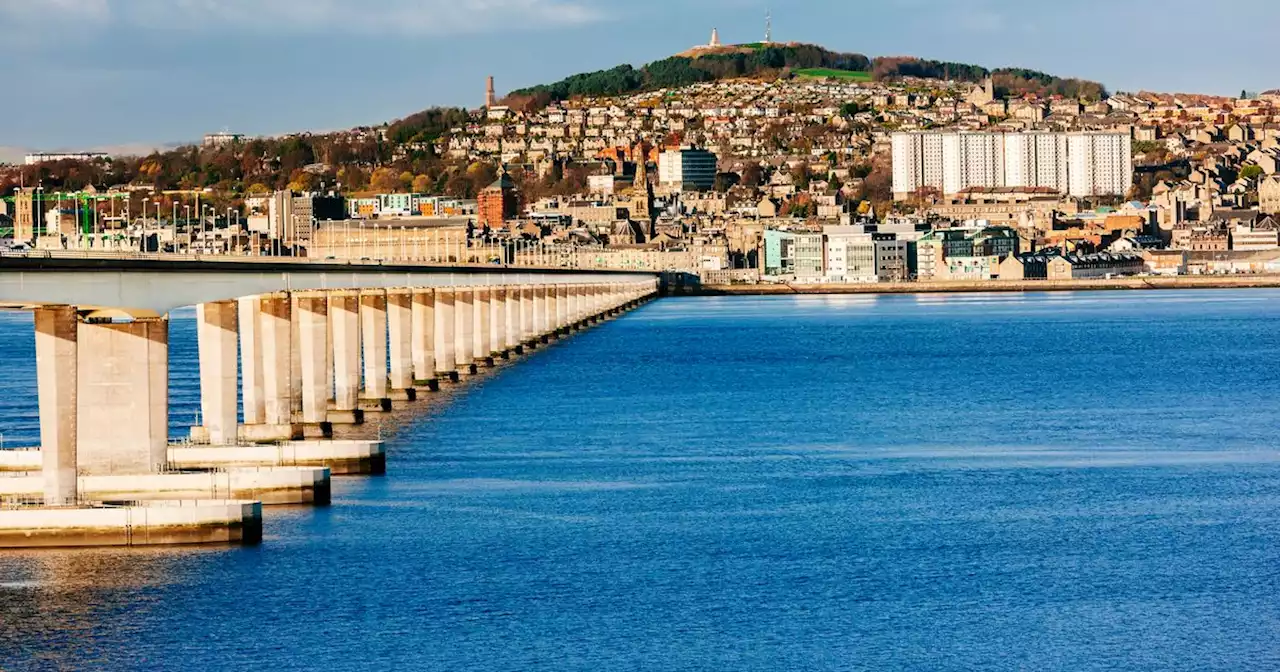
[689,275,1280,296]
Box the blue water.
[3,290,1280,671]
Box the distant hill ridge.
[506,43,1107,108]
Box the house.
[1260,175,1280,213]
[1046,252,1144,279]
[1141,249,1189,276]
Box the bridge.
[0,253,659,546]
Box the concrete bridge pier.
[554,284,569,335]
[542,285,555,342]
[387,289,418,403]
[492,287,510,360]
[571,284,586,328]
[533,285,549,344]
[410,289,439,391]
[256,294,303,441]
[358,291,392,413]
[76,317,165,473]
[474,288,494,367]
[547,285,562,336]
[434,288,459,383]
[238,297,265,427]
[196,300,240,446]
[295,294,333,437]
[328,292,365,425]
[519,285,535,350]
[503,287,521,354]
[455,287,477,376]
[35,306,78,505]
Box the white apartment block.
[892,131,1132,199]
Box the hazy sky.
[2,0,1277,153]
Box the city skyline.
[4,0,1280,155]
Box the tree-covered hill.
[506,44,1107,107]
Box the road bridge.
[0,254,659,547]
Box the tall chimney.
[485,76,496,108]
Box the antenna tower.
[764,9,772,43]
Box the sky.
[2,0,1278,157]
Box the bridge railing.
[0,246,672,272]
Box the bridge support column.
[593,284,606,317]
[257,295,299,439]
[556,284,569,332]
[35,306,77,505]
[492,288,509,359]
[532,285,547,342]
[519,286,534,346]
[359,291,391,411]
[296,295,332,435]
[547,285,561,334]
[238,296,265,426]
[289,295,304,416]
[411,289,437,389]
[387,290,416,401]
[77,317,168,476]
[329,292,363,424]
[434,288,457,382]
[196,300,239,446]
[474,288,492,365]
[455,288,476,375]
[542,286,554,340]
[570,284,583,326]
[503,287,520,352]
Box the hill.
[506,44,1107,108]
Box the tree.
[741,162,765,188]
[370,167,401,192]
[1241,165,1264,181]
[713,172,740,193]
[411,174,432,194]
[839,101,865,117]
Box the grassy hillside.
[796,68,873,81]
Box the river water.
[2,290,1280,671]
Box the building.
[1230,218,1280,251]
[763,229,795,276]
[246,191,345,245]
[24,152,109,166]
[203,132,245,148]
[891,131,1132,199]
[1046,252,1145,279]
[478,173,518,229]
[12,188,44,242]
[1259,175,1280,214]
[793,233,825,282]
[823,227,877,283]
[658,148,718,191]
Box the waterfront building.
[891,131,1132,199]
[823,227,877,283]
[763,229,795,276]
[794,233,825,282]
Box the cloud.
[0,0,607,36]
